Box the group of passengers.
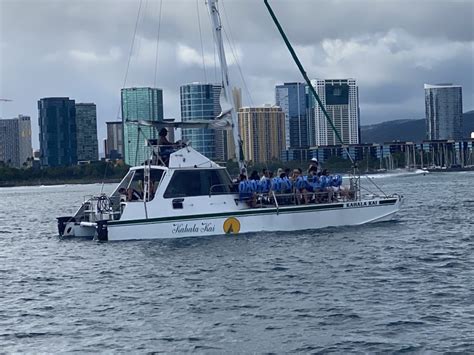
[237,158,349,206]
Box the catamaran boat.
[57,0,402,241]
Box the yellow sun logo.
[223,217,240,234]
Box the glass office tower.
[75,103,98,161]
[275,82,308,150]
[180,83,224,160]
[424,84,463,140]
[121,87,163,166]
[38,97,77,167]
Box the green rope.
[263,0,354,165]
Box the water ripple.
[0,174,473,352]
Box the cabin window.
[164,169,232,198]
[111,170,134,197]
[112,168,164,202]
[128,169,165,202]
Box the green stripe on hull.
[108,198,398,228]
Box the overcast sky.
[1,0,473,149]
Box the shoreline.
[0,178,122,188]
[2,166,472,188]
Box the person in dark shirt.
[158,128,173,146]
[158,128,175,166]
[249,170,260,180]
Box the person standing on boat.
[158,128,175,166]
[249,170,260,180]
[308,157,321,175]
[158,128,174,146]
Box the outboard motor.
[96,220,108,241]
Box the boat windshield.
[111,168,165,202]
[164,169,232,198]
[111,170,134,197]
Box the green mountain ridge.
[360,111,474,144]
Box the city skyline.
[0,1,472,150]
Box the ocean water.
[0,172,473,353]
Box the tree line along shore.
[0,161,129,187]
[0,156,397,187]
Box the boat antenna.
[263,0,355,167]
[207,0,245,172]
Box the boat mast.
[207,0,244,171]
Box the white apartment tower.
[0,115,32,168]
[309,79,360,146]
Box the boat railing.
[143,142,188,166]
[272,191,279,214]
[350,174,361,200]
[73,194,122,222]
[208,184,235,197]
[233,188,358,209]
[208,176,361,208]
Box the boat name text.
[172,222,216,234]
[346,201,379,207]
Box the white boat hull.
[105,196,401,241]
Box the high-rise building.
[424,84,463,140]
[275,82,308,149]
[180,83,226,161]
[38,97,77,167]
[121,87,164,166]
[310,79,360,146]
[75,103,98,161]
[0,115,32,168]
[306,83,316,144]
[238,105,286,163]
[105,121,124,160]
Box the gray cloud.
[1,0,473,149]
